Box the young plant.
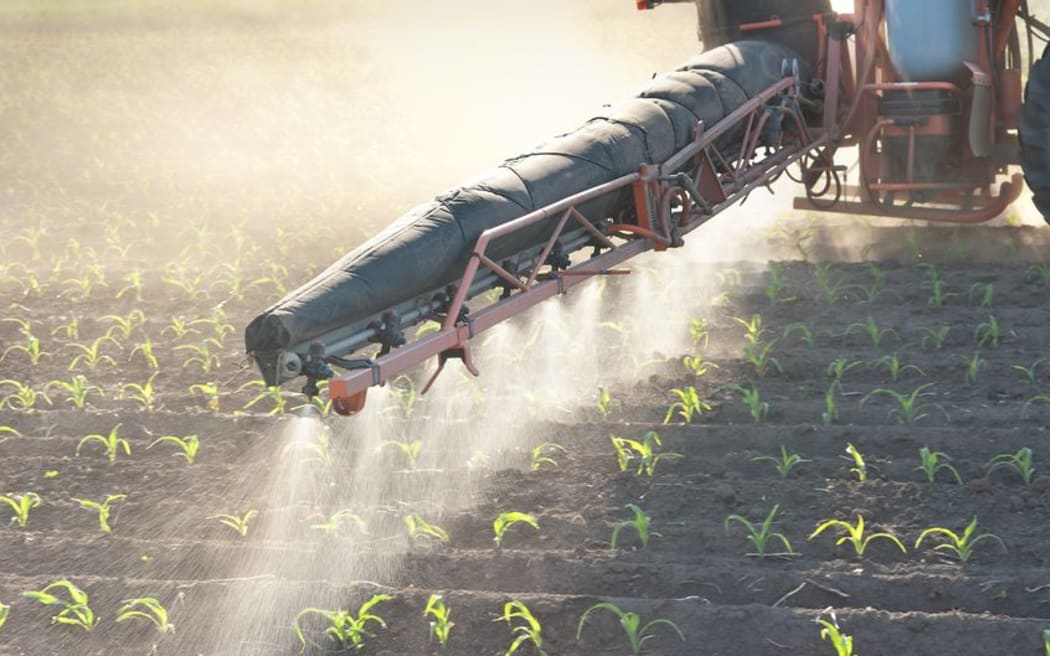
[733,314,768,345]
[1,326,50,365]
[148,434,200,465]
[0,600,8,630]
[115,597,174,633]
[66,335,118,370]
[175,339,222,373]
[826,357,864,382]
[974,315,1001,348]
[405,513,450,544]
[76,424,131,463]
[0,380,50,412]
[724,505,793,555]
[1,492,41,527]
[294,594,392,654]
[608,504,657,553]
[281,429,331,465]
[763,262,796,305]
[576,602,684,655]
[610,432,682,477]
[953,350,987,384]
[381,438,423,469]
[920,324,951,350]
[189,381,220,411]
[726,383,768,422]
[311,509,367,536]
[424,594,453,648]
[783,321,814,346]
[986,447,1036,485]
[969,282,994,307]
[870,354,926,383]
[530,442,567,472]
[809,514,907,557]
[130,337,159,370]
[919,263,952,307]
[817,614,856,656]
[742,339,782,377]
[100,310,145,339]
[496,601,548,656]
[1012,358,1048,385]
[596,386,615,419]
[74,494,127,533]
[862,383,944,425]
[44,375,102,410]
[822,381,841,425]
[121,373,159,412]
[493,512,539,548]
[812,262,852,303]
[210,509,258,538]
[22,580,98,631]
[917,446,963,485]
[752,445,809,478]
[681,354,718,377]
[914,517,1006,562]
[663,386,712,423]
[239,380,288,415]
[857,261,887,303]
[845,315,899,348]
[688,317,710,348]
[843,442,867,482]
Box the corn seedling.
[1,492,41,527]
[281,428,332,465]
[663,386,711,423]
[163,266,207,300]
[953,351,987,384]
[607,503,658,553]
[921,324,951,350]
[530,442,566,471]
[870,354,926,383]
[764,263,796,305]
[23,580,98,631]
[115,269,144,301]
[148,434,199,465]
[817,614,856,656]
[1,327,49,365]
[311,509,367,535]
[783,321,815,346]
[610,431,682,477]
[857,261,888,303]
[969,282,995,307]
[121,372,159,412]
[210,510,257,538]
[1012,358,1048,385]
[733,313,768,345]
[76,424,130,462]
[576,602,684,655]
[100,309,145,339]
[752,445,810,478]
[130,337,159,370]
[294,594,392,654]
[724,505,793,555]
[596,386,615,419]
[44,375,102,410]
[845,315,900,348]
[917,446,963,485]
[862,383,945,425]
[162,315,198,340]
[1023,395,1050,419]
[0,380,50,412]
[843,442,867,481]
[239,380,288,415]
[175,339,222,373]
[974,315,1001,348]
[809,514,906,557]
[66,335,118,371]
[493,512,539,548]
[682,354,718,377]
[0,600,8,630]
[51,317,79,341]
[496,601,548,656]
[0,426,20,445]
[1027,263,1050,285]
[826,357,864,382]
[115,597,173,633]
[381,438,423,469]
[914,517,1006,562]
[986,447,1036,485]
[812,262,853,303]
[189,381,220,411]
[919,263,952,307]
[405,513,450,544]
[726,383,768,422]
[822,381,842,425]
[424,594,454,648]
[73,494,127,533]
[742,338,782,377]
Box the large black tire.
[1021,42,1050,223]
[693,0,831,70]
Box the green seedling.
[51,317,79,341]
[1027,263,1050,285]
[496,601,548,656]
[0,380,50,412]
[66,335,118,370]
[381,438,423,469]
[116,596,173,633]
[576,602,684,655]
[857,261,887,303]
[210,510,257,538]
[121,373,159,412]
[0,426,20,444]
[974,315,1001,348]
[530,442,567,471]
[764,262,796,304]
[163,266,208,300]
[742,339,782,377]
[688,317,710,348]
[817,614,856,656]
[870,354,926,383]
[294,594,392,654]
[0,600,8,630]
[1,492,41,527]
[1,327,49,365]
[809,514,907,557]
[424,594,454,648]
[969,282,994,307]
[724,505,793,555]
[405,514,450,544]
[45,375,102,410]
[311,509,367,535]
[862,383,945,425]
[663,386,711,423]
[610,432,681,477]
[1023,395,1050,419]
[1012,358,1048,385]
[115,269,144,301]
[596,387,614,419]
[73,494,126,533]
[100,309,145,339]
[148,434,199,465]
[608,504,658,552]
[826,357,864,382]
[822,381,842,425]
[844,442,867,482]
[239,381,288,415]
[162,315,198,340]
[919,263,952,307]
[281,429,331,465]
[812,262,852,303]
[921,324,951,350]
[732,313,767,345]
[189,382,220,411]
[726,383,768,422]
[681,354,718,377]
[783,321,815,346]
[986,447,1036,485]
[493,512,539,548]
[953,351,987,384]
[845,315,899,348]
[752,445,810,478]
[175,339,222,374]
[23,580,98,631]
[130,337,159,370]
[387,375,419,419]
[914,517,1006,562]
[76,424,130,462]
[917,446,963,485]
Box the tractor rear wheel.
[1021,42,1050,223]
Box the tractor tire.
[694,0,831,70]
[1021,42,1050,223]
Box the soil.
[3,5,1050,656]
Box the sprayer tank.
[885,0,979,82]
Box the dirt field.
[3,4,1050,656]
